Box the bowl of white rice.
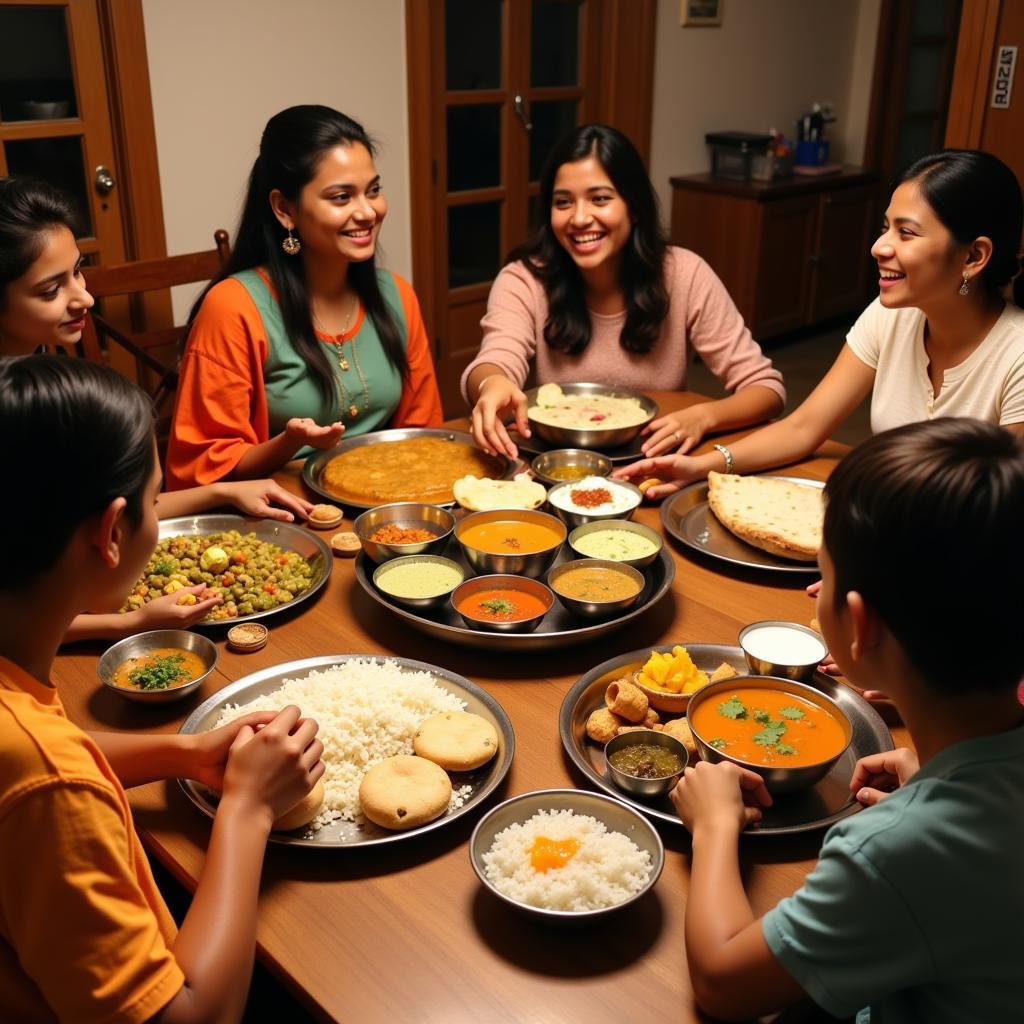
[546,476,643,528]
[470,789,663,923]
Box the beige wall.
[142,0,412,318]
[649,0,880,218]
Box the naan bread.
[452,472,546,511]
[707,472,822,562]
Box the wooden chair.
[73,229,231,437]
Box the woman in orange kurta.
[167,105,443,489]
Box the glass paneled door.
[0,2,129,291]
[422,0,598,412]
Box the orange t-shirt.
[0,658,184,1023]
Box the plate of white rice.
[470,789,663,921]
[178,654,514,847]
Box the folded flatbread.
[707,472,822,562]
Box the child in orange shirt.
[0,354,325,1024]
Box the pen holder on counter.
[795,140,829,166]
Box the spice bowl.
[352,502,455,564]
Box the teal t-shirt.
[233,268,407,456]
[762,722,1024,1022]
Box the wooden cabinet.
[669,169,878,340]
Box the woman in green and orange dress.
[167,105,443,488]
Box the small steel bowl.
[451,574,553,633]
[739,620,828,683]
[686,676,853,794]
[97,629,218,704]
[372,554,465,611]
[525,382,658,450]
[546,478,643,528]
[604,729,688,799]
[469,788,664,925]
[567,519,663,569]
[530,448,613,487]
[548,558,646,619]
[352,502,456,564]
[454,507,566,577]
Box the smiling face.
[871,180,967,310]
[0,225,93,355]
[272,142,386,267]
[550,154,632,274]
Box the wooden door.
[407,0,657,415]
[0,0,129,269]
[946,0,1024,182]
[810,185,875,322]
[754,196,817,338]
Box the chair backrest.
[73,229,231,425]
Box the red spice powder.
[570,487,612,509]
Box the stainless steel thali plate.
[660,476,824,575]
[559,643,893,836]
[178,654,515,848]
[353,538,675,652]
[153,515,331,626]
[302,427,514,510]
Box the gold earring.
[959,272,970,296]
[282,229,301,256]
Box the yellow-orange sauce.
[529,835,580,873]
[459,520,564,555]
[690,687,847,767]
[111,647,206,691]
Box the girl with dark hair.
[617,148,1024,498]
[463,123,784,459]
[0,176,315,637]
[166,105,443,487]
[0,354,324,1024]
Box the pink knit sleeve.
[459,262,544,403]
[676,251,786,404]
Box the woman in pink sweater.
[462,124,784,459]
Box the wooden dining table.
[51,391,907,1024]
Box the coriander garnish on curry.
[111,648,206,691]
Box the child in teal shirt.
[672,417,1024,1022]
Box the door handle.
[513,94,532,132]
[95,165,115,195]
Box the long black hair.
[188,105,407,404]
[0,355,155,582]
[898,149,1024,306]
[507,124,669,356]
[0,177,81,304]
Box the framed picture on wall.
[680,0,722,26]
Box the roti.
[706,472,822,562]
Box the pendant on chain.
[339,357,349,371]
[348,404,359,419]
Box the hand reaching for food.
[126,585,223,631]
[286,416,345,451]
[470,374,529,459]
[669,760,773,834]
[221,479,313,523]
[613,454,704,500]
[641,407,713,457]
[850,748,919,806]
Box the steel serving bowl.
[371,554,465,611]
[546,478,643,528]
[739,620,829,683]
[567,519,663,569]
[454,507,566,577]
[604,729,688,799]
[469,788,664,925]
[97,629,218,704]
[686,676,853,795]
[530,448,613,487]
[451,573,554,633]
[352,502,456,564]
[547,558,646,619]
[524,382,658,450]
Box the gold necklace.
[313,294,367,419]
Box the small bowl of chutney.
[531,449,613,488]
[604,729,688,799]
